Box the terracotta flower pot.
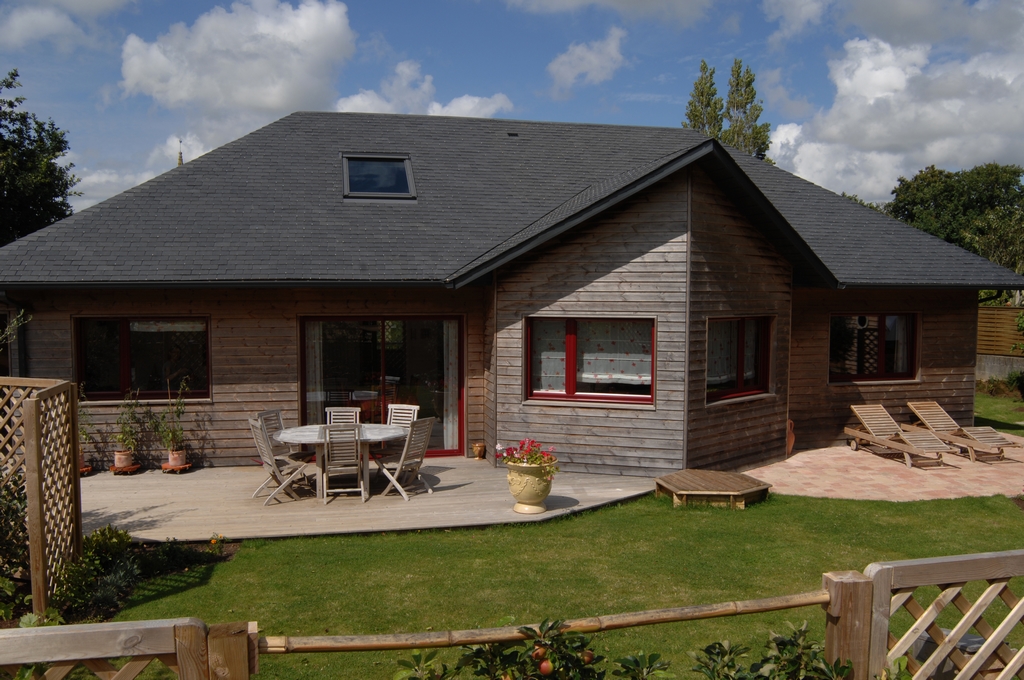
[506,461,555,514]
[472,442,486,459]
[167,450,187,467]
[114,450,133,469]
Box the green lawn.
[113,493,1024,679]
[975,392,1024,435]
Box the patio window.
[76,318,210,400]
[706,317,770,402]
[829,314,916,382]
[527,317,654,403]
[302,317,462,456]
[343,155,416,199]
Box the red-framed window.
[75,317,211,400]
[829,314,917,382]
[706,316,771,403]
[526,317,655,404]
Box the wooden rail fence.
[0,378,83,613]
[0,551,1021,680]
[978,307,1024,357]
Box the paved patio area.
[80,456,653,542]
[748,442,1024,501]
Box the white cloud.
[547,26,626,99]
[762,0,832,46]
[46,0,135,19]
[506,0,710,25]
[72,167,157,211]
[335,60,513,117]
[771,36,1024,203]
[0,5,89,51]
[120,0,356,117]
[840,0,1024,52]
[760,68,812,118]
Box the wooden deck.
[79,457,654,541]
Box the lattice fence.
[865,550,1024,680]
[0,378,82,613]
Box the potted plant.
[495,438,559,514]
[155,379,188,468]
[113,390,142,469]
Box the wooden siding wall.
[977,307,1024,356]
[685,166,792,471]
[493,172,690,477]
[788,288,978,449]
[20,288,487,466]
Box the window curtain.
[575,320,652,386]
[886,315,909,373]
[743,322,760,382]
[305,321,325,424]
[443,319,459,449]
[707,320,737,388]
[530,319,566,392]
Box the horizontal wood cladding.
[686,165,792,471]
[788,288,978,449]
[494,171,689,477]
[20,287,487,466]
[977,306,1024,357]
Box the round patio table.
[275,424,408,500]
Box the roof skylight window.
[343,155,416,200]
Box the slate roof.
[0,111,1020,290]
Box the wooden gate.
[0,378,82,613]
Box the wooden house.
[1,113,1021,475]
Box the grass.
[974,392,1024,435]
[111,492,1024,679]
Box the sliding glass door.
[302,317,462,455]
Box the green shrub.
[689,623,851,680]
[83,524,133,572]
[1007,371,1024,399]
[0,478,29,579]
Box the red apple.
[581,650,595,664]
[538,659,554,675]
[532,645,547,660]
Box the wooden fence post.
[208,622,253,679]
[175,620,211,680]
[69,383,83,560]
[22,398,48,615]
[823,571,872,680]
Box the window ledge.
[705,392,776,409]
[828,379,922,387]
[523,399,656,411]
[83,398,214,407]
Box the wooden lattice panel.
[866,551,1024,680]
[36,386,80,598]
[1,378,82,613]
[0,383,30,487]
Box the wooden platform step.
[654,469,771,509]
[161,462,192,474]
[109,464,141,475]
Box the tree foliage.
[720,59,771,160]
[0,69,79,247]
[683,60,723,140]
[683,58,771,161]
[884,163,1024,251]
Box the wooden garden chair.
[256,409,308,461]
[905,401,1017,463]
[322,424,366,504]
[845,405,955,469]
[386,403,420,428]
[326,407,361,424]
[375,417,435,501]
[248,418,313,506]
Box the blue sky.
[2,0,1022,210]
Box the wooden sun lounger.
[905,401,1018,463]
[844,404,955,469]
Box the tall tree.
[682,60,723,140]
[683,58,771,161]
[720,59,771,160]
[885,163,1024,251]
[0,69,79,247]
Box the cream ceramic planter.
[506,462,555,514]
[167,449,187,467]
[113,451,134,469]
